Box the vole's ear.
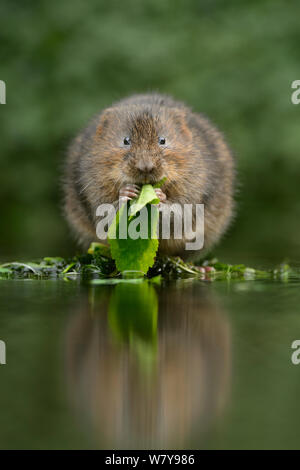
[95,108,115,138]
[170,108,192,142]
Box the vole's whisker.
[79,180,93,194]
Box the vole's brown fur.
[64,93,235,259]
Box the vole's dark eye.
[123,137,131,146]
[158,137,166,145]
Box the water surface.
[0,274,300,449]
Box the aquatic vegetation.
[0,248,297,283]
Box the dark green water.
[0,275,300,450]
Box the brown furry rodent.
[64,93,235,259]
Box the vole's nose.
[136,159,154,173]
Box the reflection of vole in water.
[65,284,231,449]
[64,93,235,258]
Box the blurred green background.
[1,0,300,264]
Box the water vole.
[64,93,235,259]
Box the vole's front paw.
[119,184,140,202]
[155,188,167,208]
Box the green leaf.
[87,242,111,258]
[108,184,160,274]
[43,257,65,265]
[0,267,12,274]
[153,177,167,188]
[62,262,76,274]
[129,184,159,218]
